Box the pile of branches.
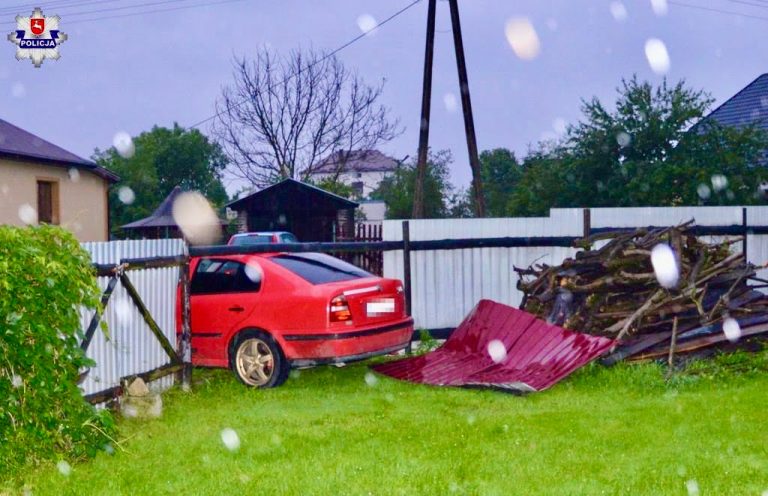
[516,222,768,362]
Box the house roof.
[699,73,768,131]
[227,178,358,211]
[122,186,229,230]
[0,118,119,182]
[311,149,399,174]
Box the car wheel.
[230,331,289,388]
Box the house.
[0,118,118,241]
[698,73,768,135]
[227,179,358,242]
[121,186,228,241]
[309,149,400,200]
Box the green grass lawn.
[15,355,768,495]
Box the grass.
[12,353,768,495]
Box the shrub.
[0,225,115,481]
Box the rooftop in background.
[228,178,358,210]
[0,118,119,182]
[311,150,400,174]
[122,186,229,230]
[700,73,768,131]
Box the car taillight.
[330,295,352,322]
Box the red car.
[177,252,413,387]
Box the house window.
[36,180,59,225]
[351,181,364,198]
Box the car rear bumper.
[280,318,414,362]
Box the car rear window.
[270,253,371,284]
[232,234,275,245]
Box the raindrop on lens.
[645,38,670,74]
[244,263,261,283]
[685,479,699,496]
[356,14,378,34]
[18,203,36,224]
[221,428,241,452]
[68,168,80,182]
[697,183,711,200]
[56,460,72,476]
[466,414,476,425]
[651,244,679,289]
[610,2,628,22]
[118,186,135,205]
[364,372,379,387]
[11,82,26,98]
[172,191,222,245]
[11,374,22,388]
[443,93,458,113]
[651,0,669,16]
[487,340,507,363]
[722,317,741,343]
[711,174,728,192]
[616,132,631,147]
[112,131,135,159]
[505,18,541,60]
[552,117,567,135]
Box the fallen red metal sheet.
[372,299,615,394]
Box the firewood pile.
[515,222,768,363]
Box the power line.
[669,1,768,22]
[187,0,425,130]
[0,0,126,16]
[725,0,768,9]
[0,0,247,26]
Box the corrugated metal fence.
[383,206,768,331]
[79,239,186,399]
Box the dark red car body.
[177,252,413,373]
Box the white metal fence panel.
[385,206,768,331]
[79,239,186,398]
[383,211,583,329]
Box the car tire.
[230,330,289,388]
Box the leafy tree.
[507,76,768,215]
[93,124,229,237]
[479,148,523,217]
[371,150,455,219]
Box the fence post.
[402,221,413,353]
[179,256,193,391]
[743,207,748,260]
[583,208,591,250]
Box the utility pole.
[412,0,436,219]
[448,0,485,217]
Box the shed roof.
[311,149,399,174]
[122,186,229,230]
[699,73,768,131]
[0,118,119,182]
[227,178,358,211]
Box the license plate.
[367,298,395,316]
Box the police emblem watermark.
[7,8,67,68]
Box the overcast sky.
[3,0,768,195]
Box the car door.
[189,258,263,365]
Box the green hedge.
[0,225,115,481]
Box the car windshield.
[270,252,371,284]
[280,233,298,243]
[231,234,274,245]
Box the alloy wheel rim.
[236,338,275,386]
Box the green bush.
[0,225,115,482]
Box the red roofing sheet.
[372,300,614,394]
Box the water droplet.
[18,203,37,224]
[443,92,458,113]
[56,460,72,476]
[711,174,728,192]
[610,2,628,22]
[487,340,507,363]
[759,181,768,200]
[289,369,301,379]
[122,404,138,418]
[113,297,134,329]
[356,14,378,35]
[68,168,80,182]
[112,131,135,159]
[722,317,741,342]
[545,18,558,31]
[651,244,679,289]
[221,428,241,452]
[364,372,379,387]
[118,186,135,205]
[244,263,261,283]
[466,414,476,425]
[697,183,711,200]
[384,393,395,402]
[270,434,281,446]
[505,18,541,60]
[645,38,670,74]
[11,82,26,98]
[616,132,631,147]
[676,465,687,477]
[552,117,567,135]
[103,444,115,455]
[685,479,699,496]
[172,191,222,245]
[11,374,22,388]
[651,0,668,16]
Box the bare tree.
[213,48,401,187]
